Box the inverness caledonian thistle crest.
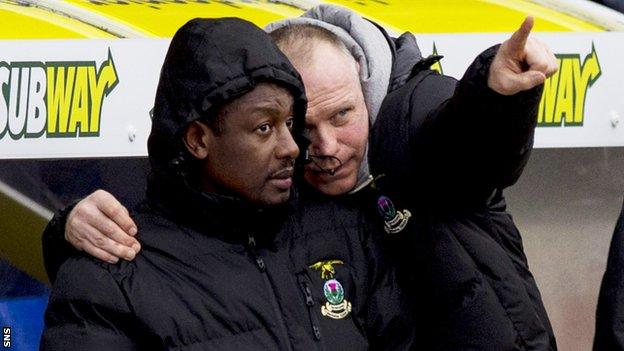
[377,195,411,234]
[321,279,352,320]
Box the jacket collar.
[146,173,297,244]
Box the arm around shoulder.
[42,203,79,284]
[41,257,141,351]
[42,190,141,284]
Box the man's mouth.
[311,164,342,176]
[268,167,294,190]
[307,157,351,178]
[305,154,345,177]
[270,167,294,179]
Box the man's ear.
[183,121,212,160]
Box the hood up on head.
[148,17,307,192]
[265,4,394,193]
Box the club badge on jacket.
[309,260,352,320]
[377,195,411,234]
[321,279,352,320]
[309,260,344,280]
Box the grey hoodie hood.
[266,4,393,192]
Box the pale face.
[292,42,369,195]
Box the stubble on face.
[287,42,369,195]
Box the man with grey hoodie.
[43,5,558,350]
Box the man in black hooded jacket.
[40,18,412,350]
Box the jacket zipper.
[247,232,293,351]
[297,274,322,341]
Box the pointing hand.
[488,16,558,95]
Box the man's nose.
[276,126,300,160]
[308,126,339,157]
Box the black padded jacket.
[369,31,557,350]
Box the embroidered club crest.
[321,279,352,320]
[309,260,344,280]
[377,196,396,221]
[376,195,411,234]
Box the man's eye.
[286,118,295,130]
[333,108,352,124]
[257,124,272,134]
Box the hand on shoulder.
[66,189,140,263]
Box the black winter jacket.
[41,18,412,351]
[594,197,624,350]
[369,33,557,350]
[42,185,410,350]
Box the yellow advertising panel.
[0,0,614,40]
[324,0,604,32]
[63,0,303,37]
[0,2,114,38]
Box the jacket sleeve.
[594,198,624,350]
[40,258,141,351]
[41,203,78,284]
[411,45,542,207]
[359,217,416,350]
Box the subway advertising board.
[0,39,167,158]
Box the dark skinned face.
[194,83,299,206]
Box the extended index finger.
[507,16,534,54]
